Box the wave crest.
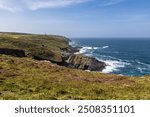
[76,45,109,54]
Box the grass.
[0,32,69,62]
[0,32,150,100]
[0,54,150,100]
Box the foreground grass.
[0,54,150,100]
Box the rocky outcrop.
[65,54,106,71]
[60,44,106,71]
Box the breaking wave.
[76,46,109,54]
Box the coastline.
[0,32,149,76]
[68,40,108,72]
[1,32,150,100]
[69,40,131,76]
[69,39,150,76]
[61,40,107,71]
[0,32,106,72]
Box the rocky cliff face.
[60,46,106,71]
[65,54,106,71]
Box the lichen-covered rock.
[66,54,106,71]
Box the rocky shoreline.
[60,41,106,71]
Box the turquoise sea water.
[70,38,150,76]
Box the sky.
[0,0,150,38]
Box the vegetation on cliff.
[0,32,69,63]
[0,32,150,100]
[0,32,106,71]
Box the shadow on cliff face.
[0,48,25,57]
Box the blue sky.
[0,0,150,37]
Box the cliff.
[66,54,106,71]
[0,32,70,62]
[0,32,106,71]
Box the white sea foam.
[101,60,130,73]
[75,46,95,54]
[76,45,109,54]
[102,46,109,49]
[69,41,78,47]
[75,47,90,54]
[75,45,131,74]
[136,60,150,68]
[137,67,144,73]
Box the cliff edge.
[0,32,106,71]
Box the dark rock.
[66,54,106,71]
[60,41,106,71]
[0,48,25,57]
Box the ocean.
[70,38,150,76]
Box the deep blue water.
[70,38,150,76]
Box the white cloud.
[0,0,22,12]
[0,4,19,12]
[101,0,125,6]
[25,0,90,10]
[0,0,125,12]
[0,0,91,12]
